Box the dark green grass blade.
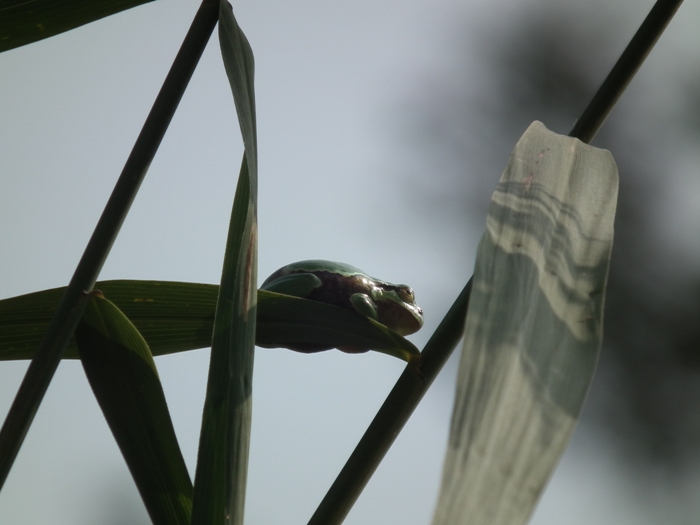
[0,0,155,53]
[0,282,420,362]
[431,122,618,525]
[218,0,256,178]
[191,159,257,525]
[75,292,192,525]
[0,281,218,360]
[190,3,257,525]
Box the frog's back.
[277,260,365,276]
[261,259,376,310]
[262,260,368,285]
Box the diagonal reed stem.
[569,0,684,143]
[0,0,219,489]
[307,280,472,525]
[309,1,685,523]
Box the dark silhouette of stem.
[570,0,684,143]
[307,280,472,525]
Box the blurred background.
[1,0,699,523]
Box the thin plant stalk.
[569,0,684,143]
[307,280,472,525]
[308,1,684,522]
[0,0,219,489]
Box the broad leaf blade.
[0,0,155,53]
[0,281,217,360]
[75,292,192,525]
[0,282,420,362]
[190,4,257,525]
[432,121,618,525]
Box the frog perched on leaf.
[260,260,423,337]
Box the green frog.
[261,260,423,337]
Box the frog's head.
[370,284,424,336]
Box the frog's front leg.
[349,293,379,321]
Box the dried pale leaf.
[432,121,618,525]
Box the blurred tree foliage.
[405,2,700,467]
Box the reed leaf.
[0,0,155,53]
[431,122,619,525]
[75,291,192,525]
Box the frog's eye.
[396,286,415,303]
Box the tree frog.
[260,260,424,337]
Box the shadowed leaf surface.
[189,3,259,523]
[0,281,420,362]
[75,292,192,525]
